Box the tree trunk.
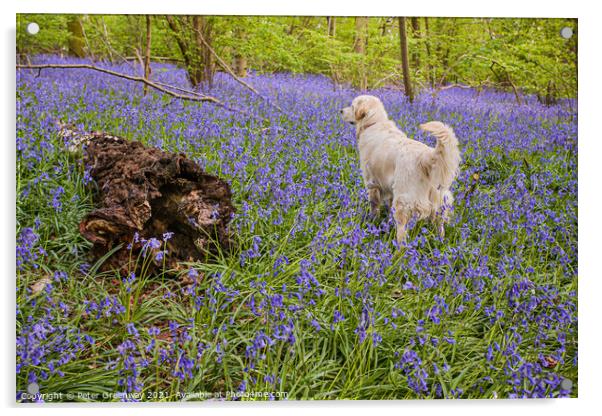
[301,16,313,30]
[67,15,86,58]
[326,16,336,37]
[287,17,296,35]
[98,17,115,62]
[398,17,414,103]
[192,15,215,89]
[143,16,152,95]
[165,15,214,89]
[165,15,195,85]
[424,17,433,87]
[234,55,247,77]
[233,26,247,77]
[381,17,393,36]
[440,20,457,84]
[353,17,369,54]
[410,17,421,69]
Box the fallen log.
[59,123,235,274]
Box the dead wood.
[59,124,235,274]
[16,63,222,104]
[16,63,266,121]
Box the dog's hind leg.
[367,182,382,217]
[393,201,410,246]
[435,217,445,239]
[435,190,454,239]
[383,192,393,212]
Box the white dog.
[341,95,461,245]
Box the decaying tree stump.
[59,124,235,274]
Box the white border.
[4,1,601,416]
[13,0,579,17]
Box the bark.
[410,17,421,69]
[17,63,224,105]
[301,17,313,30]
[192,16,215,88]
[234,55,247,77]
[439,20,457,84]
[143,16,152,96]
[100,17,114,62]
[58,123,235,274]
[353,17,369,54]
[165,15,215,89]
[67,15,86,58]
[190,25,282,112]
[398,17,414,102]
[287,17,296,35]
[165,15,195,84]
[233,26,247,77]
[326,17,336,37]
[381,17,393,36]
[424,17,433,87]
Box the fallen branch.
[152,79,211,98]
[124,56,184,64]
[17,63,220,103]
[16,63,265,120]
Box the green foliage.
[17,15,577,99]
[17,14,70,57]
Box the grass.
[16,62,577,402]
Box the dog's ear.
[354,102,367,121]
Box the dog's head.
[340,95,388,129]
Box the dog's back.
[358,121,408,195]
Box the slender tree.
[353,17,369,54]
[326,17,336,37]
[165,15,215,88]
[410,17,421,69]
[381,17,393,36]
[233,25,247,77]
[192,15,215,88]
[424,16,433,87]
[398,17,414,102]
[143,15,152,95]
[67,15,86,58]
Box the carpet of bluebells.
[16,56,577,401]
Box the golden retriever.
[341,95,461,245]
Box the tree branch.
[191,28,252,92]
[165,16,192,71]
[17,63,219,102]
[15,63,265,120]
[474,55,524,105]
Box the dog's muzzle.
[340,108,355,125]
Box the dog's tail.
[419,121,461,189]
